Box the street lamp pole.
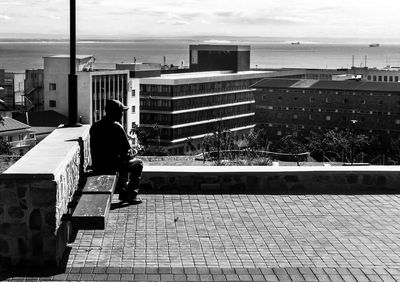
[68,0,79,126]
[350,119,358,165]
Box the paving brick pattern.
[3,194,400,281]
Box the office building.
[43,55,140,134]
[140,70,271,154]
[253,78,400,139]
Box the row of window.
[140,92,254,110]
[261,105,400,116]
[262,94,399,106]
[140,79,260,97]
[367,75,399,82]
[141,104,254,125]
[265,88,396,97]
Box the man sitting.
[90,99,143,204]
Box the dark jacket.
[90,116,131,173]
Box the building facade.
[140,71,271,154]
[253,78,400,139]
[25,69,44,111]
[0,70,15,109]
[0,117,36,155]
[43,55,140,134]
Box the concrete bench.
[71,175,117,230]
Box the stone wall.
[141,166,400,194]
[0,126,90,266]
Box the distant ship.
[291,41,300,45]
[369,43,380,47]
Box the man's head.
[105,99,128,122]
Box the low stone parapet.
[141,166,400,194]
[0,125,90,266]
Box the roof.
[140,70,272,85]
[0,99,10,111]
[43,54,94,60]
[13,110,68,127]
[0,117,30,133]
[253,78,400,92]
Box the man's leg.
[127,158,143,201]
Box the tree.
[0,139,12,155]
[130,124,164,156]
[0,117,12,155]
[271,135,307,165]
[246,127,270,151]
[130,124,160,147]
[306,129,372,163]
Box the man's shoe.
[129,197,142,204]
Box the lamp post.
[68,0,79,126]
[350,119,358,165]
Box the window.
[396,76,399,82]
[390,76,393,82]
[367,75,371,80]
[396,120,400,125]
[132,89,136,97]
[379,100,383,105]
[326,115,331,121]
[378,76,382,81]
[309,97,315,102]
[293,114,298,120]
[373,75,377,81]
[277,130,282,136]
[384,76,388,82]
[325,97,330,103]
[49,83,56,90]
[361,100,366,104]
[49,100,56,107]
[343,98,348,104]
[131,106,135,114]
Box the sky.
[0,0,400,39]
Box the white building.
[0,117,36,155]
[139,70,272,154]
[43,55,140,135]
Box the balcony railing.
[9,138,36,148]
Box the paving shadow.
[0,247,71,280]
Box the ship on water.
[369,43,380,47]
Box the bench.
[71,174,117,230]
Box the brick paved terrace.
[3,193,400,281]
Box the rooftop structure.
[190,44,250,72]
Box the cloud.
[213,11,307,25]
[0,15,12,20]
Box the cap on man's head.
[105,99,128,113]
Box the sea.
[1,38,400,73]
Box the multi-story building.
[0,117,36,155]
[140,70,271,154]
[43,55,140,134]
[25,69,44,111]
[253,78,400,139]
[0,70,15,109]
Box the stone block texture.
[0,126,91,266]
